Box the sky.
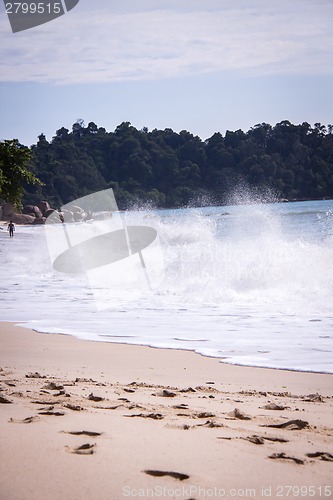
[0,0,332,146]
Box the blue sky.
[0,0,332,146]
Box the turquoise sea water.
[1,199,332,373]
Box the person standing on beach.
[7,221,15,238]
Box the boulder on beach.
[22,205,34,214]
[37,200,51,216]
[9,213,36,225]
[45,211,64,224]
[0,203,35,223]
[1,199,87,225]
[44,208,56,218]
[32,217,46,225]
[1,202,15,218]
[62,209,74,223]
[23,205,43,218]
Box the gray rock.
[37,200,51,215]
[10,213,36,225]
[44,208,56,218]
[32,217,46,225]
[1,202,15,217]
[23,205,43,218]
[62,209,74,222]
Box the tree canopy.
[14,119,333,209]
[0,139,43,210]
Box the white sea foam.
[1,199,332,373]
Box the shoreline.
[4,321,333,391]
[23,322,333,376]
[1,321,332,500]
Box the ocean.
[1,197,332,373]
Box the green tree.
[23,120,333,209]
[0,139,43,210]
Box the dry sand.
[0,321,332,500]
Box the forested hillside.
[24,120,333,209]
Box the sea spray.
[150,200,332,315]
[1,199,332,372]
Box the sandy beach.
[0,322,332,500]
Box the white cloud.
[0,0,332,84]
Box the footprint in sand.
[197,420,223,428]
[196,412,215,419]
[261,403,289,410]
[302,393,324,402]
[227,408,251,420]
[9,416,40,424]
[75,377,97,383]
[4,380,16,387]
[43,382,64,391]
[38,408,65,416]
[263,419,309,430]
[64,403,85,411]
[0,395,13,404]
[144,470,189,481]
[65,443,95,455]
[246,435,265,445]
[306,451,333,462]
[269,452,304,465]
[88,393,104,402]
[245,435,289,445]
[153,389,177,398]
[25,372,46,379]
[33,400,62,405]
[64,430,103,437]
[125,413,164,420]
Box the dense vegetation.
[20,120,333,209]
[0,139,42,210]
